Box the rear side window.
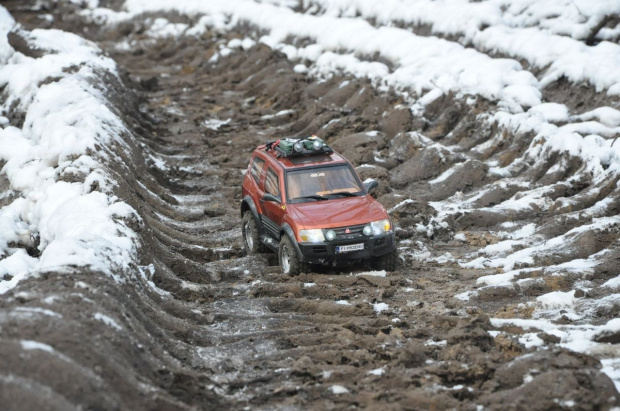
[250,156,265,184]
[265,168,280,198]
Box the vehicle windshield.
[286,165,363,203]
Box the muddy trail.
[2,2,619,410]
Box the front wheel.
[371,249,398,272]
[279,236,308,276]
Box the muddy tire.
[371,249,398,271]
[242,212,265,254]
[279,235,308,276]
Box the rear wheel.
[371,249,398,271]
[279,235,309,276]
[242,212,264,254]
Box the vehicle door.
[260,166,285,240]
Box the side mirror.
[363,179,379,193]
[262,193,281,203]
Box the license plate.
[336,243,364,253]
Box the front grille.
[312,246,327,253]
[332,223,367,240]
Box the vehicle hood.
[287,195,388,229]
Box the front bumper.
[297,232,395,264]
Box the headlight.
[299,229,325,243]
[293,141,303,152]
[325,230,336,241]
[370,219,391,235]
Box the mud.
[2,1,619,410]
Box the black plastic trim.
[240,196,263,236]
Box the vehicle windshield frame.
[285,163,366,204]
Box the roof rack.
[266,135,333,158]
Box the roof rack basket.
[266,136,333,158]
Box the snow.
[145,17,188,37]
[14,306,62,318]
[330,385,349,394]
[355,270,386,277]
[529,103,569,123]
[491,316,620,384]
[372,302,389,314]
[204,118,231,130]
[455,291,471,301]
[293,64,308,74]
[21,340,55,353]
[299,0,620,93]
[0,6,139,294]
[260,109,295,120]
[453,233,466,242]
[368,368,385,376]
[601,359,620,392]
[536,290,576,311]
[94,312,123,331]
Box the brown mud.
[1,1,619,410]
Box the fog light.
[363,225,373,236]
[325,230,336,241]
[312,140,323,150]
[293,141,303,152]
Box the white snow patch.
[94,312,123,331]
[293,64,308,73]
[601,359,620,392]
[14,307,62,318]
[355,270,386,277]
[21,340,55,353]
[372,302,389,314]
[330,385,349,394]
[260,109,295,120]
[204,118,230,130]
[453,233,466,242]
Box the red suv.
[241,136,397,275]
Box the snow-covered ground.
[0,7,139,293]
[2,0,620,396]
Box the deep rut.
[104,33,508,408]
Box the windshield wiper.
[294,195,329,201]
[329,191,360,197]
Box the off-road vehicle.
[240,136,397,275]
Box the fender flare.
[240,196,263,235]
[281,223,305,262]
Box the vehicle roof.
[255,144,349,170]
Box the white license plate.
[336,243,364,253]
